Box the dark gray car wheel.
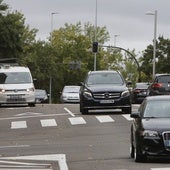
[122,107,131,114]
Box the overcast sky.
[4,0,170,53]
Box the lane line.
[11,121,27,129]
[64,107,75,117]
[0,113,69,121]
[0,145,30,149]
[122,114,133,121]
[95,115,115,123]
[40,119,57,127]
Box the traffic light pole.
[102,45,141,82]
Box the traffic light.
[92,42,98,53]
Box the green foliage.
[140,36,170,81]
[0,0,37,59]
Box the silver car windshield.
[0,72,31,84]
[87,72,124,85]
[143,100,170,118]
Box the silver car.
[60,85,80,103]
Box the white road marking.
[15,112,43,117]
[11,121,27,129]
[151,168,170,170]
[0,145,30,149]
[95,115,115,123]
[122,114,133,121]
[0,154,68,170]
[40,119,57,127]
[0,113,69,121]
[64,107,75,117]
[69,117,86,125]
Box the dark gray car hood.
[86,84,128,92]
[142,118,170,131]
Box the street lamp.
[114,34,120,46]
[94,0,97,71]
[146,10,157,79]
[49,12,59,104]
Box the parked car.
[60,85,80,103]
[79,70,132,114]
[35,89,49,103]
[148,73,170,96]
[131,82,149,104]
[130,95,170,162]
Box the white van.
[0,64,36,106]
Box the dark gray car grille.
[162,131,170,151]
[93,92,121,99]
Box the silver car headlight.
[121,90,130,97]
[83,89,92,98]
[142,130,159,137]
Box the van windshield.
[0,72,32,84]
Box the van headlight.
[27,87,34,92]
[121,90,130,97]
[0,88,5,93]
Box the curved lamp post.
[146,10,157,79]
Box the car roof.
[146,95,170,101]
[155,73,170,77]
[0,65,30,72]
[88,70,119,74]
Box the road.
[0,104,170,170]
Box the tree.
[0,0,37,59]
[140,36,170,81]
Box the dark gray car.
[148,74,170,96]
[79,70,131,114]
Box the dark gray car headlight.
[142,130,159,137]
[121,90,130,97]
[83,89,92,98]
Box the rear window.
[86,72,124,85]
[156,75,170,83]
[0,72,31,84]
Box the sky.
[3,0,170,53]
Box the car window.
[86,72,123,85]
[156,75,170,83]
[63,86,80,93]
[143,100,170,118]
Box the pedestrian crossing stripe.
[40,119,57,127]
[96,115,115,123]
[11,121,27,129]
[68,117,86,125]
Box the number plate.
[100,100,114,104]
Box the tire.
[134,145,147,162]
[28,102,36,107]
[122,107,131,114]
[80,102,88,114]
[130,143,134,158]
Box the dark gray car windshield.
[87,72,124,85]
[0,72,31,84]
[143,100,170,118]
